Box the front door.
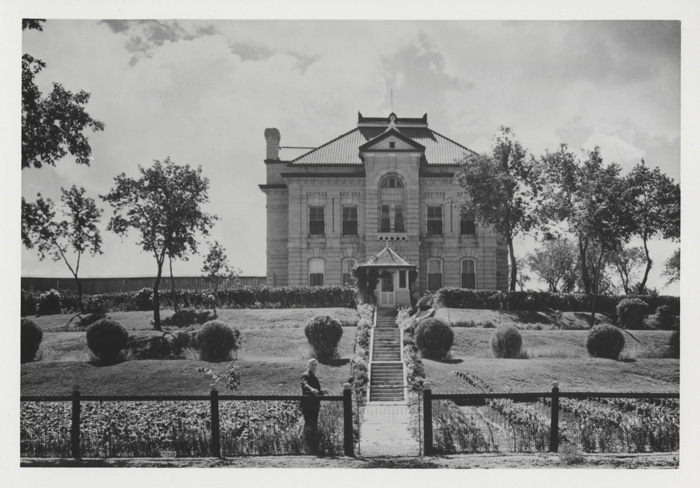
[379,272,395,307]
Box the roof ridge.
[290,127,360,164]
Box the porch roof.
[357,246,415,268]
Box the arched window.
[461,259,476,289]
[309,258,325,286]
[378,174,406,232]
[427,258,443,291]
[342,258,357,286]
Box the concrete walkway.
[359,403,421,457]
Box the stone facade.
[259,113,509,293]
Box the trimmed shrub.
[196,320,240,362]
[21,289,37,316]
[616,298,649,330]
[134,288,154,311]
[305,315,344,362]
[415,318,454,360]
[37,289,62,316]
[162,308,216,328]
[666,329,680,358]
[491,325,523,359]
[654,305,676,330]
[86,319,129,362]
[21,318,43,363]
[586,325,625,360]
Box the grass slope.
[435,308,615,329]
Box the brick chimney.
[264,128,280,160]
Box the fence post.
[210,389,221,458]
[71,390,81,459]
[549,381,559,453]
[423,382,433,456]
[343,383,354,457]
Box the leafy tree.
[662,249,680,285]
[22,186,103,312]
[526,238,577,293]
[22,19,105,169]
[569,149,636,324]
[609,246,646,295]
[625,161,680,292]
[101,158,216,330]
[456,127,541,291]
[202,241,240,291]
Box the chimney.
[264,128,280,160]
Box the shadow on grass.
[318,358,351,367]
[505,311,553,324]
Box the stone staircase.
[369,308,404,402]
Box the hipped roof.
[357,247,415,269]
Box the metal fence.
[423,383,679,455]
[21,388,354,459]
[21,276,267,294]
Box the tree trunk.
[578,236,592,294]
[73,275,84,314]
[508,237,517,292]
[169,255,178,313]
[638,237,653,294]
[590,249,606,327]
[153,261,164,331]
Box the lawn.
[22,308,359,396]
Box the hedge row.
[21,286,357,316]
[433,288,680,317]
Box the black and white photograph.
[4,0,699,486]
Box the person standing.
[300,359,328,454]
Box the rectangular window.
[381,273,394,292]
[394,205,405,232]
[427,206,443,235]
[342,206,358,236]
[460,214,476,235]
[309,259,324,286]
[461,260,476,288]
[309,206,325,235]
[428,259,443,291]
[380,205,391,232]
[399,270,407,289]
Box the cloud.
[582,133,645,168]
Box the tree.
[662,249,680,285]
[102,158,216,330]
[202,241,240,291]
[22,19,105,169]
[625,161,680,292]
[609,246,646,295]
[456,127,541,291]
[570,149,636,324]
[526,238,578,293]
[22,186,103,313]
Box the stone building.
[259,112,508,305]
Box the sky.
[13,13,687,295]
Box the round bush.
[586,325,625,360]
[616,298,649,330]
[21,318,43,363]
[654,305,676,330]
[134,288,154,311]
[667,329,680,358]
[86,319,129,362]
[491,325,523,358]
[196,320,240,362]
[37,289,62,316]
[304,315,344,362]
[415,318,454,360]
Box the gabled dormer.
[358,127,426,155]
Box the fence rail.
[21,388,353,459]
[423,383,679,455]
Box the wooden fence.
[21,276,267,294]
[21,386,354,459]
[423,383,679,454]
